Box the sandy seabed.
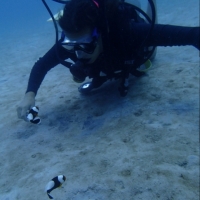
[0,0,199,200]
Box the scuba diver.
[17,0,199,122]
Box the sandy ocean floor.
[0,0,199,200]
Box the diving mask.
[61,28,100,54]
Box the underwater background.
[0,0,151,38]
[0,0,199,200]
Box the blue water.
[0,0,62,38]
[0,0,150,38]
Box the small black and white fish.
[27,106,41,124]
[45,175,66,199]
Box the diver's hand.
[17,92,35,121]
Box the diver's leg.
[146,0,157,60]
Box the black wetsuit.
[26,3,199,95]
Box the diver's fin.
[137,59,152,72]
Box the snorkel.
[41,0,156,70]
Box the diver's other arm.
[149,24,199,50]
[130,23,199,50]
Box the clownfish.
[27,106,41,124]
[45,175,66,199]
